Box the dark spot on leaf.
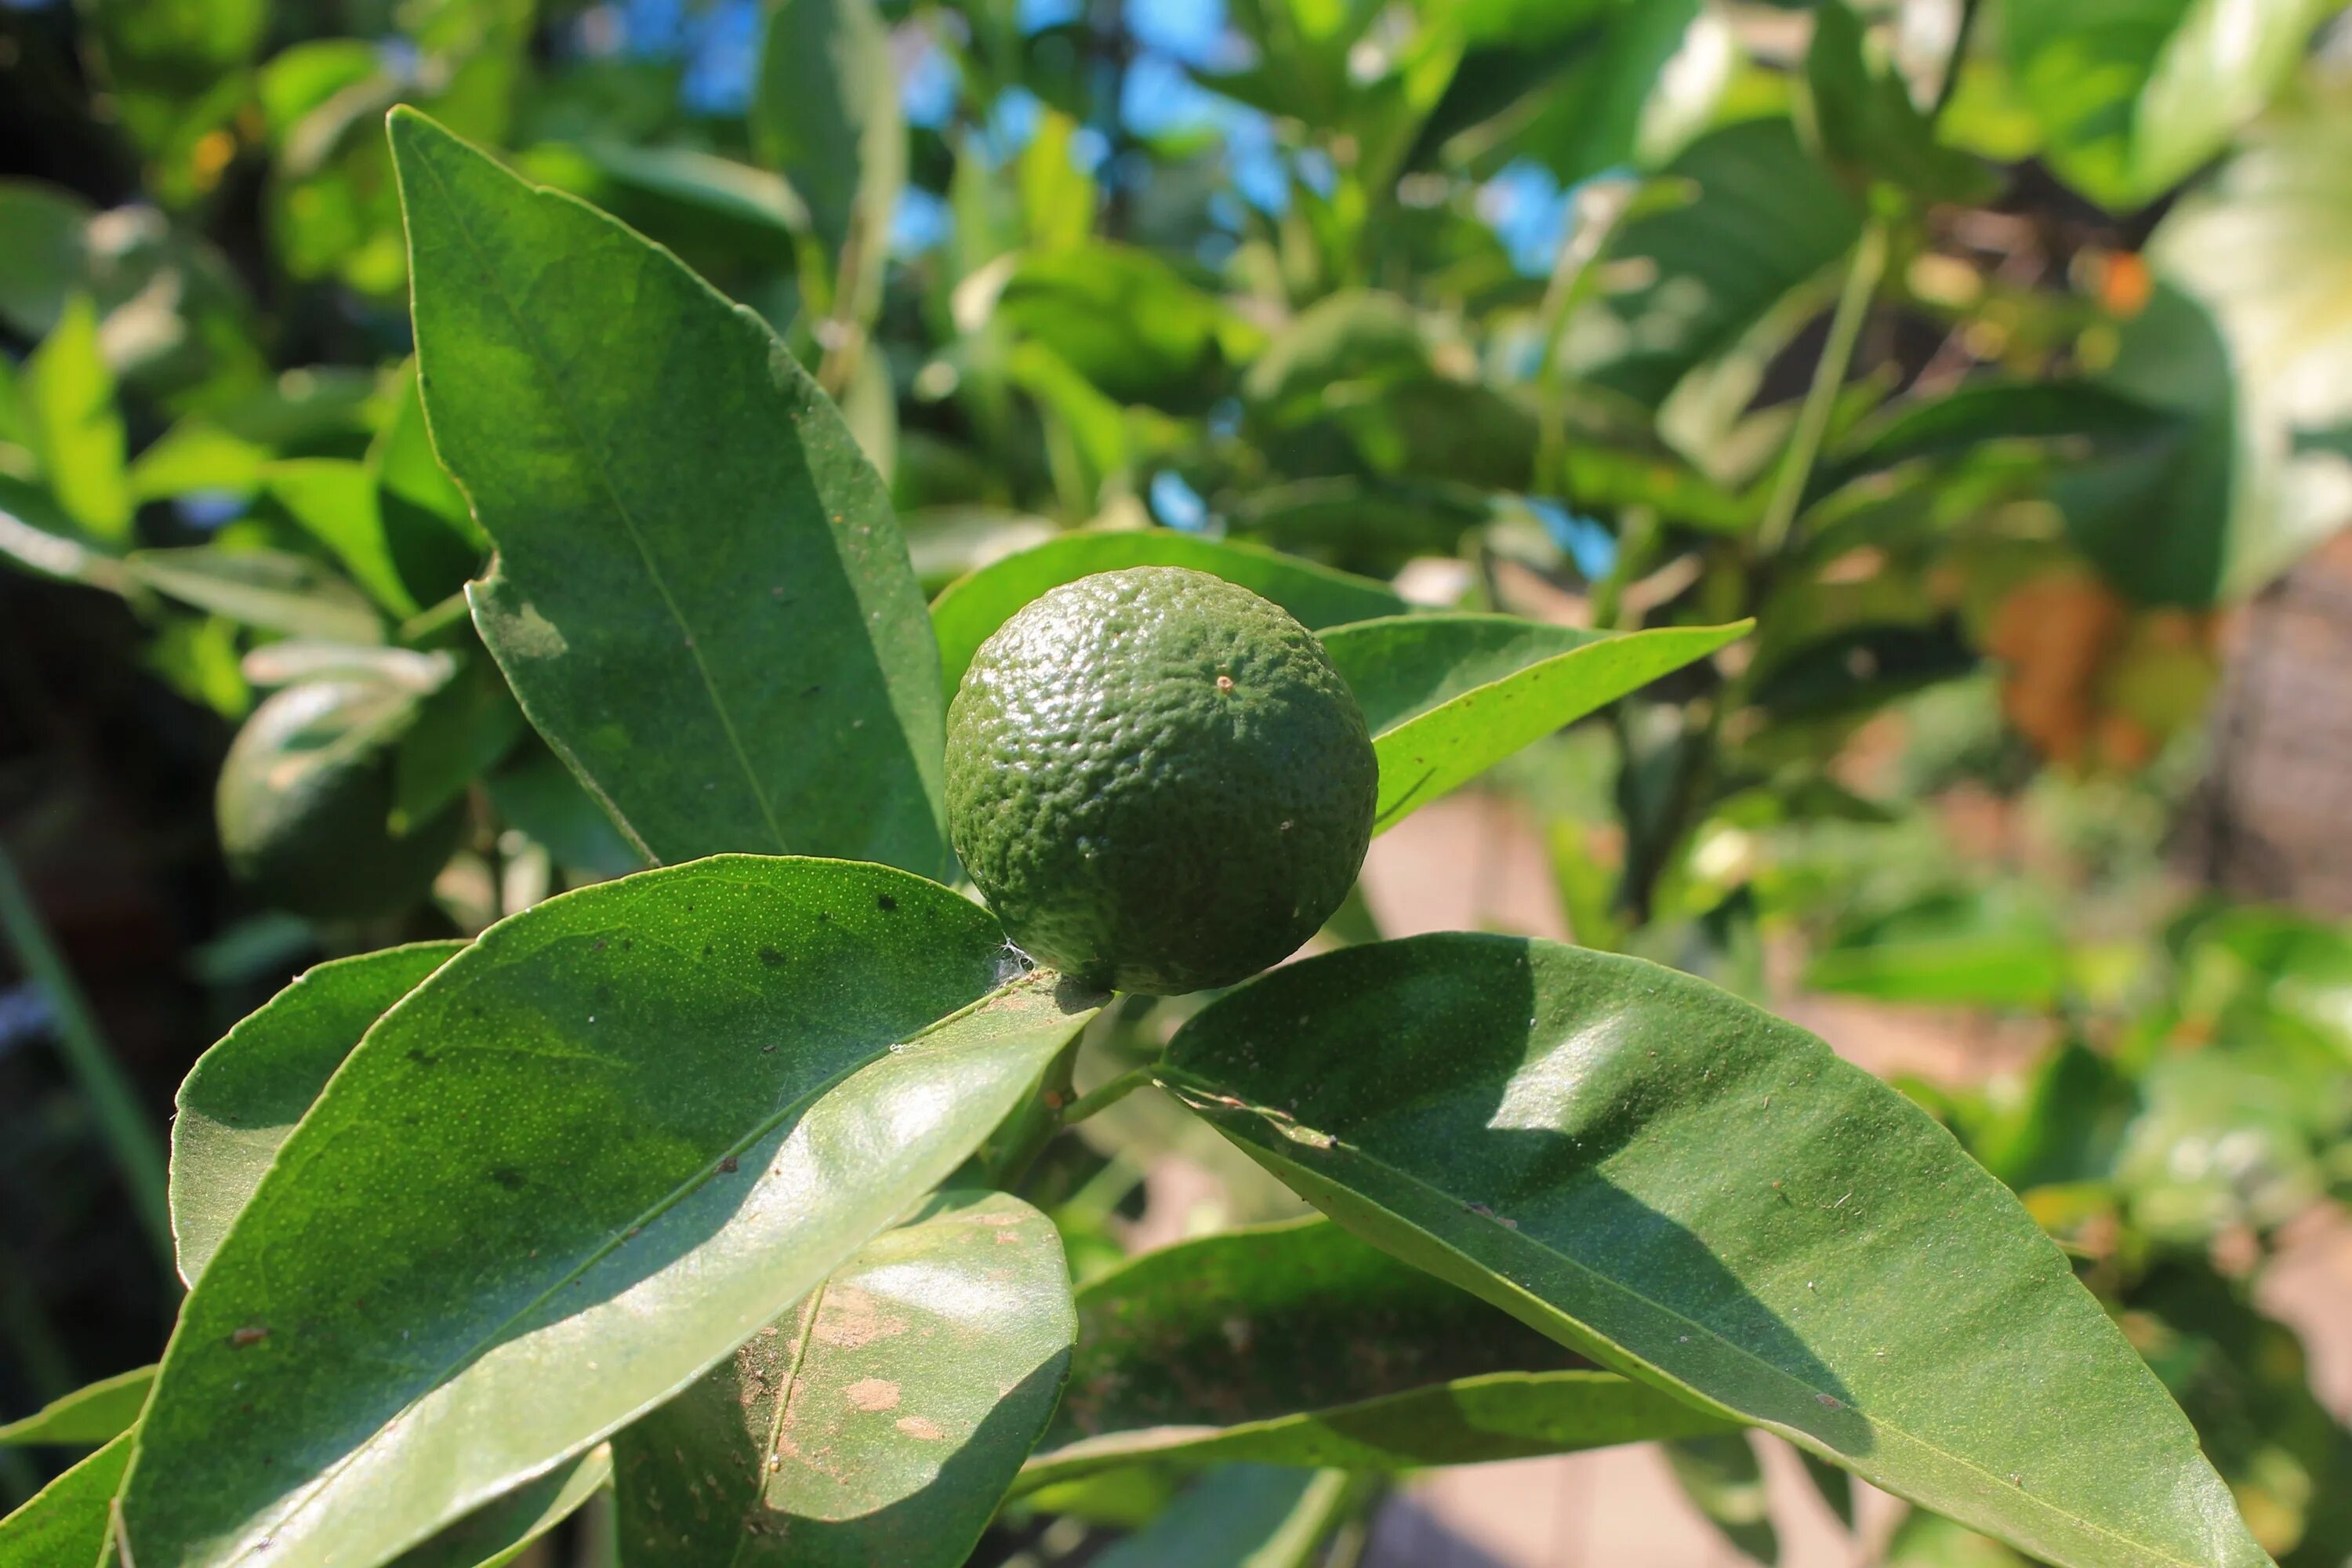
[593,939,607,952]
[718,1156,739,1174]
[801,684,822,698]
[408,1048,437,1066]
[759,945,786,964]
[231,1326,268,1347]
[488,1167,526,1191]
[877,894,897,912]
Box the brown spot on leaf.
[895,1417,946,1441]
[814,1287,909,1348]
[844,1378,901,1413]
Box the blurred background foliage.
[5,0,2352,1561]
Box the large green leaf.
[931,531,1407,692]
[0,1365,154,1448]
[0,1431,131,1568]
[390,108,949,877]
[117,858,1102,1568]
[1160,935,2266,1568]
[612,1190,1073,1567]
[170,942,466,1284]
[1025,1218,1728,1488]
[1316,615,1748,833]
[750,0,902,299]
[2002,0,2337,212]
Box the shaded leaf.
[484,746,650,879]
[992,245,1254,412]
[1805,2,1996,204]
[392,108,948,877]
[118,858,1100,1568]
[1090,1467,1357,1568]
[0,1366,154,1449]
[1316,615,1747,833]
[613,1191,1074,1568]
[1666,1433,1779,1564]
[750,0,902,303]
[267,459,423,617]
[127,546,385,643]
[931,531,1406,692]
[396,1447,611,1568]
[1026,1217,1730,1488]
[170,942,466,1284]
[1160,935,2265,1568]
[0,181,95,338]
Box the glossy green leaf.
[1025,1217,1729,1488]
[391,108,949,877]
[267,459,422,617]
[0,1366,154,1448]
[1316,615,1748,833]
[24,296,131,545]
[1090,1467,1356,1568]
[118,858,1102,1568]
[750,0,902,299]
[170,942,466,1284]
[126,546,386,643]
[0,1431,130,1568]
[1665,1433,1778,1564]
[1160,935,2266,1568]
[612,1190,1074,1568]
[2003,0,2336,212]
[395,1447,612,1568]
[931,530,1407,692]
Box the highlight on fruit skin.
[945,565,1378,996]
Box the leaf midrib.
[407,139,787,852]
[1159,1070,2214,1568]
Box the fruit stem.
[975,1031,1084,1191]
[1057,1065,1158,1127]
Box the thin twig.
[1058,1063,1157,1127]
[0,839,174,1270]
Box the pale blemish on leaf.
[844,1377,900,1413]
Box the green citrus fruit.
[216,677,466,921]
[946,565,1377,994]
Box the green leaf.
[24,296,132,545]
[0,1431,131,1567]
[1665,1433,1779,1564]
[0,181,95,339]
[612,1190,1074,1568]
[1577,119,1861,408]
[126,546,386,643]
[2119,93,2352,604]
[1316,615,1748,833]
[750,0,903,301]
[1831,381,2181,481]
[0,475,120,588]
[126,421,270,505]
[1556,445,1759,535]
[1160,935,2266,1568]
[370,361,488,611]
[170,942,466,1284]
[0,1366,155,1448]
[394,1447,612,1568]
[1089,1467,1358,1568]
[118,858,1102,1568]
[1025,1218,1730,1489]
[266,459,423,617]
[931,531,1407,692]
[1242,291,1430,423]
[1804,2,1997,204]
[992,245,1254,411]
[391,108,949,877]
[484,746,649,879]
[1804,891,2067,1010]
[2002,0,2336,212]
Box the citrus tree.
[0,103,2291,1568]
